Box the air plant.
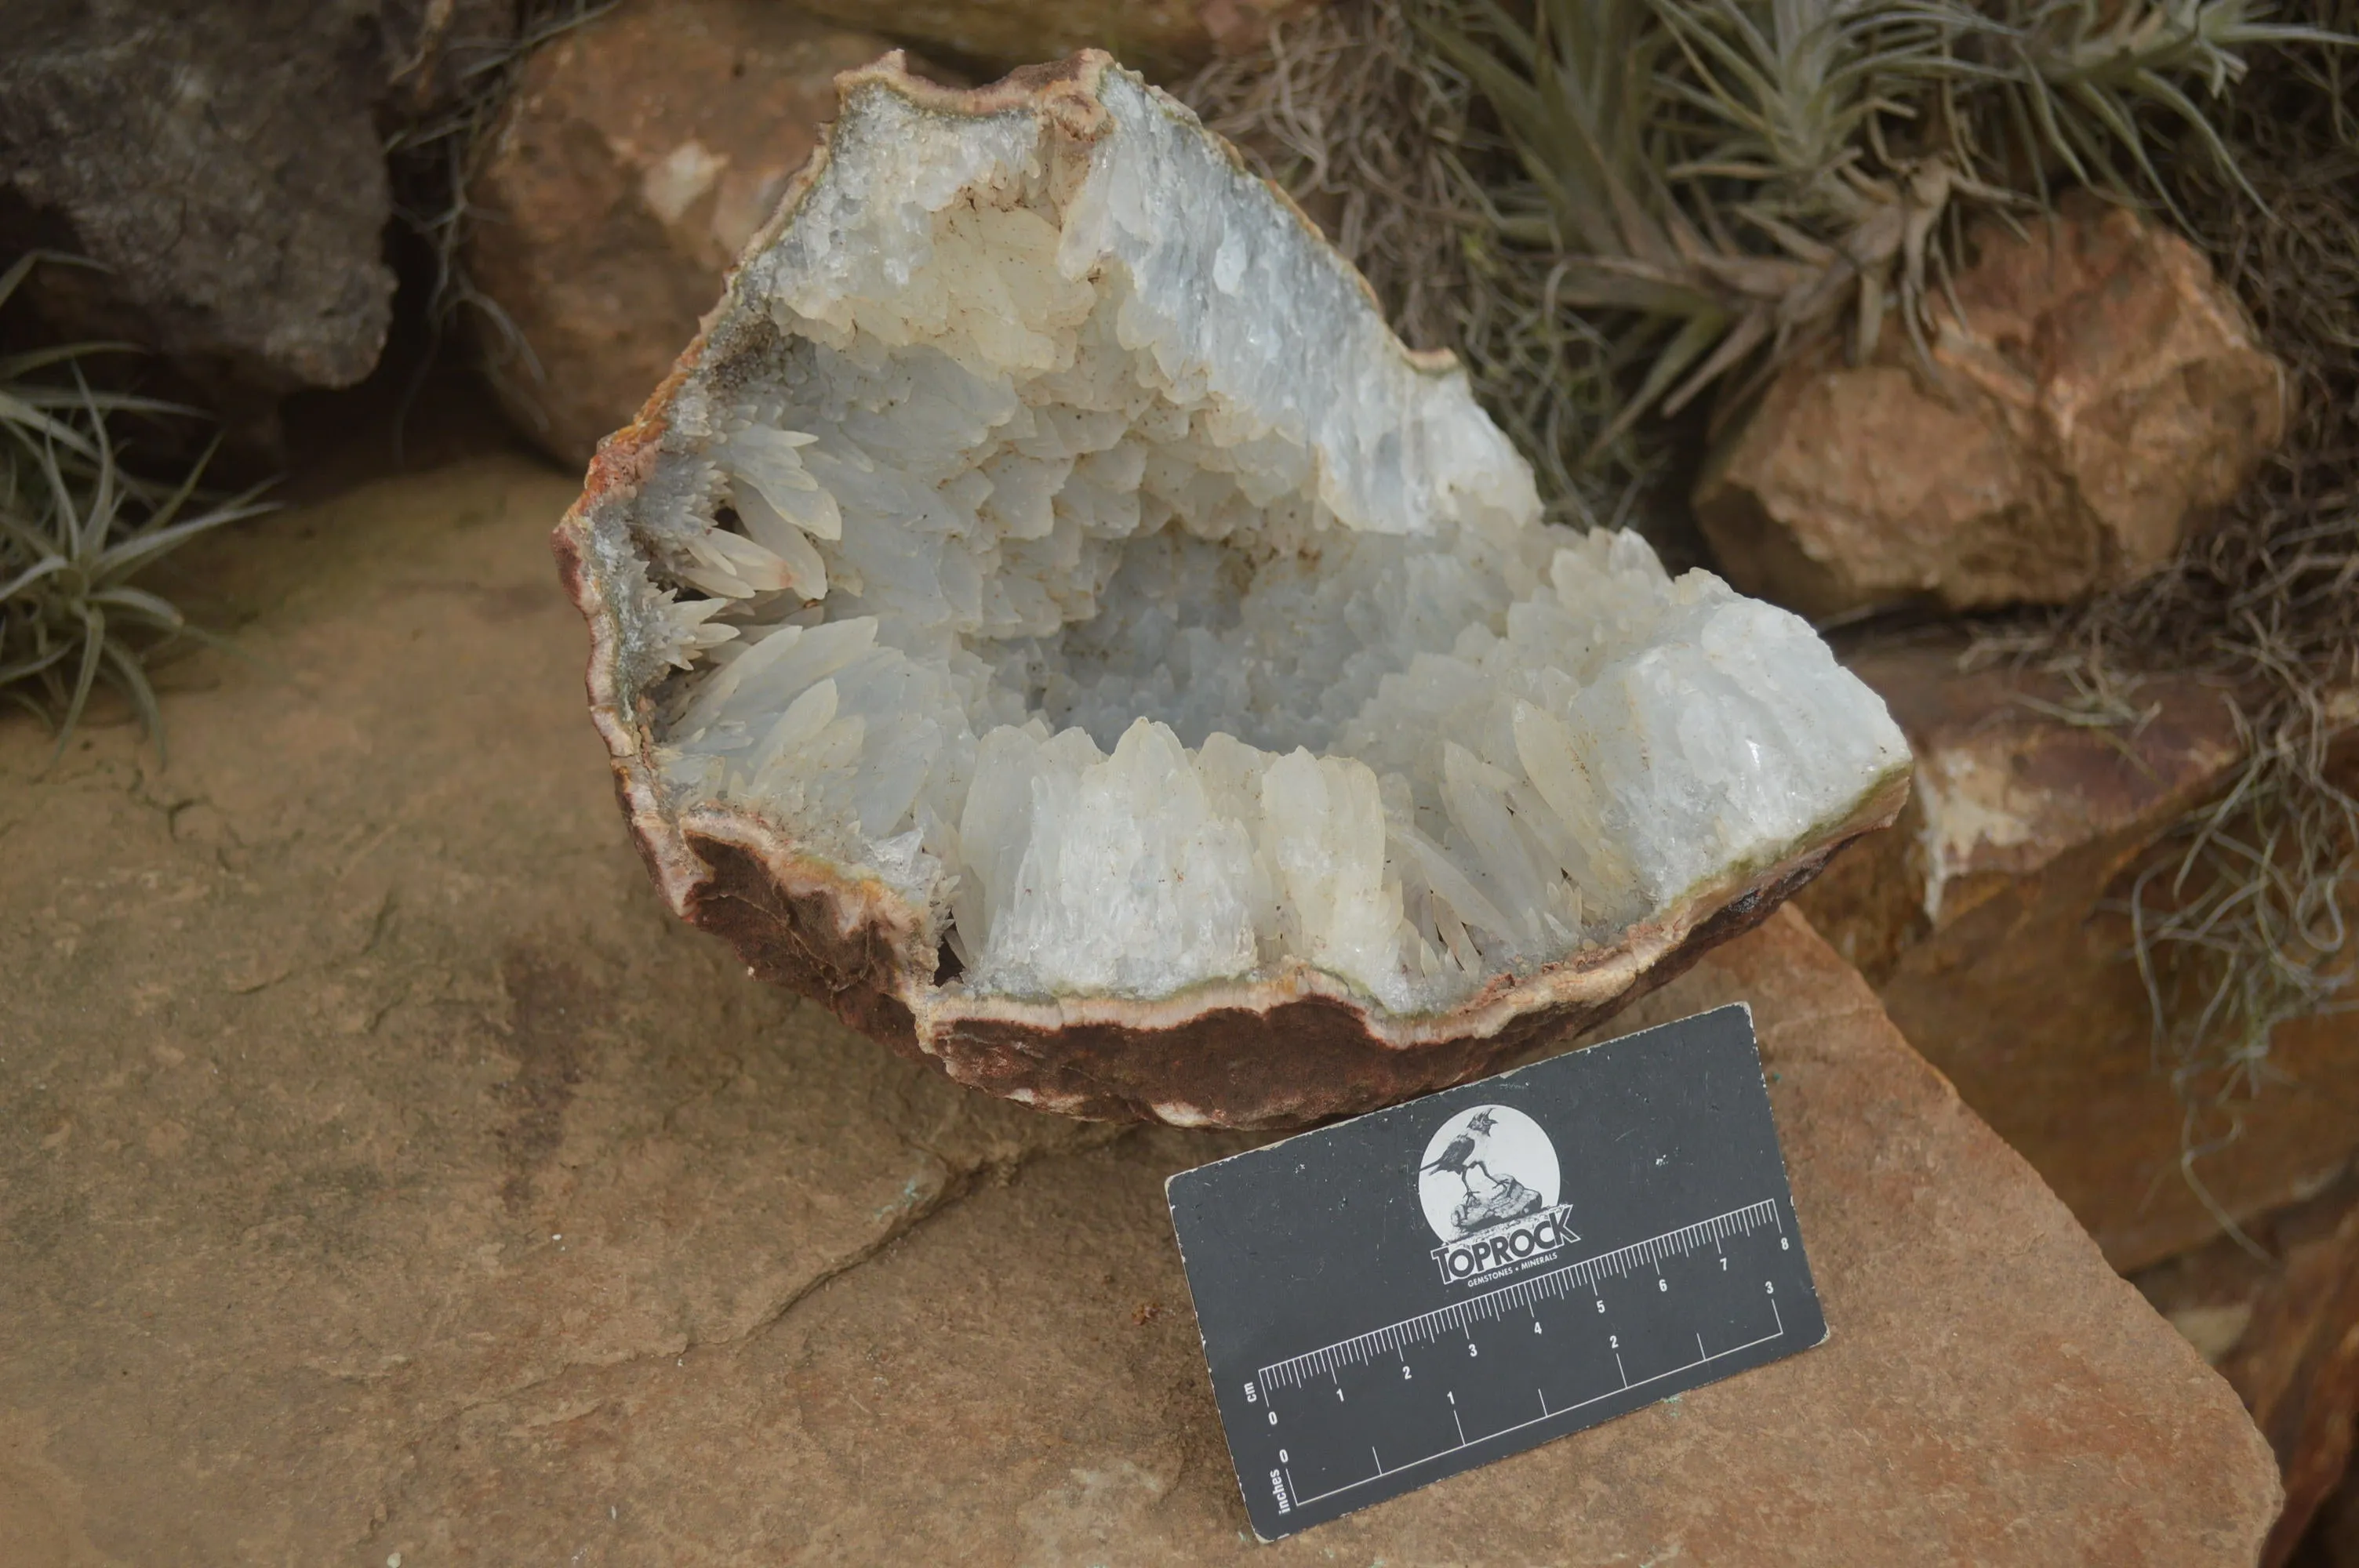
[0,253,271,759]
[1408,0,2346,447]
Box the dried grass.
[1976,21,2359,1245]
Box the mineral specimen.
[554,53,1911,1127]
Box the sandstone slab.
[1696,195,2285,618]
[465,0,931,469]
[1796,639,2359,1270]
[0,456,1107,1564]
[0,458,2278,1562]
[357,910,2280,1564]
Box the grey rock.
[0,0,516,423]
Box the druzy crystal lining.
[603,64,1909,1017]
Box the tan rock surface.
[1796,640,2359,1271]
[1696,195,2285,618]
[360,909,2283,1566]
[0,457,2278,1562]
[465,0,938,469]
[0,456,1108,1563]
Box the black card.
[1166,1003,1826,1541]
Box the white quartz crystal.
[626,66,1908,1014]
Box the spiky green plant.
[1191,0,2343,519]
[1408,0,2345,447]
[0,254,271,760]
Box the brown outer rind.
[551,50,1914,1130]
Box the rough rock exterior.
[558,53,1910,1127]
[0,459,2281,1559]
[467,0,936,469]
[0,0,510,426]
[1796,639,2359,1269]
[1696,195,2286,618]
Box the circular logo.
[1416,1104,1561,1242]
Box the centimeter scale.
[1168,1004,1826,1540]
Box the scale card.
[1166,1003,1825,1541]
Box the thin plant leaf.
[53,603,105,758]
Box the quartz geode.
[554,53,1912,1127]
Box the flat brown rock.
[362,913,2281,1565]
[0,459,2277,1562]
[0,457,1107,1565]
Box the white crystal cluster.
[631,67,1908,1015]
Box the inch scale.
[1243,1197,1807,1524]
[1167,1004,1827,1541]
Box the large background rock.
[0,455,2279,1560]
[1796,641,2359,1270]
[0,0,514,434]
[1696,196,2285,619]
[463,0,922,470]
[790,0,1310,80]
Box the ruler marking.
[1283,1318,1791,1509]
[1256,1200,1775,1387]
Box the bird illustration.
[1423,1109,1504,1197]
